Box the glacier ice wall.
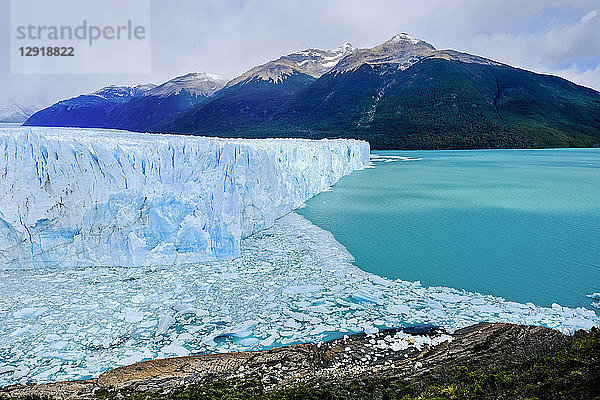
[0,127,369,268]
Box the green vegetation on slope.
[162,59,600,150]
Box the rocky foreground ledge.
[2,322,598,400]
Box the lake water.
[298,149,600,310]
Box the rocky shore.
[4,321,592,400]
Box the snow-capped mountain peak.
[388,33,422,45]
[332,33,498,73]
[226,42,356,87]
[146,72,227,97]
[320,42,355,69]
[92,84,156,102]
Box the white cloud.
[1,0,600,106]
[546,63,600,91]
[467,8,600,83]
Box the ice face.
[0,212,597,387]
[0,127,370,268]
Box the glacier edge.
[0,127,370,268]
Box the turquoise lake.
[298,149,600,310]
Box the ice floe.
[0,213,597,387]
[370,154,423,163]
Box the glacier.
[0,127,370,268]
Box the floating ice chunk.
[173,302,191,312]
[283,285,323,295]
[387,304,410,315]
[284,318,302,330]
[32,365,61,381]
[259,333,279,347]
[287,310,316,323]
[370,275,394,287]
[44,334,60,342]
[177,333,195,341]
[161,341,189,357]
[360,323,379,335]
[11,364,30,380]
[201,332,220,347]
[0,365,16,374]
[370,155,423,163]
[309,305,334,314]
[336,298,364,309]
[156,312,176,335]
[430,292,468,303]
[352,288,381,304]
[220,320,257,338]
[174,306,203,318]
[50,340,69,350]
[13,307,48,318]
[9,327,28,337]
[139,320,157,328]
[577,307,597,318]
[131,294,146,303]
[117,307,144,323]
[239,338,259,346]
[310,324,334,335]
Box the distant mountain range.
[25,34,600,149]
[0,102,37,123]
[25,73,226,131]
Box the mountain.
[0,102,37,123]
[24,84,156,128]
[331,33,499,73]
[226,42,354,86]
[105,73,227,132]
[24,73,226,130]
[25,34,600,149]
[160,34,600,149]
[157,43,356,136]
[145,72,226,97]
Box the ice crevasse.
[0,127,370,268]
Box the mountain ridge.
[225,42,355,87]
[25,33,600,150]
[0,102,37,123]
[24,73,226,130]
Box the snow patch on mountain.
[226,42,356,87]
[92,84,157,102]
[332,33,501,74]
[146,73,226,97]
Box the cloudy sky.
[1,0,599,107]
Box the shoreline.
[0,322,577,399]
